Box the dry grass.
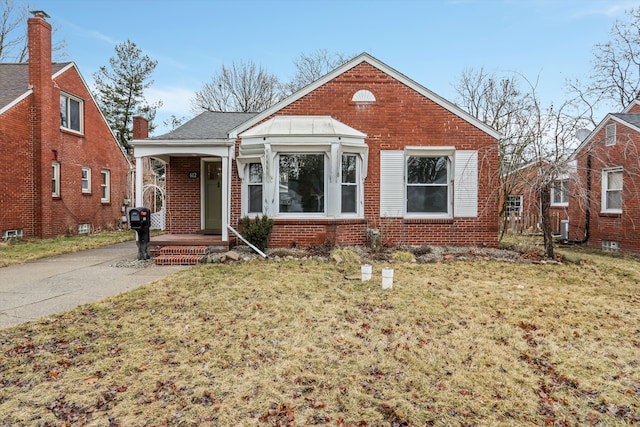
[0,251,639,426]
[0,231,137,268]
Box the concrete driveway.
[0,241,190,329]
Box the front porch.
[148,233,232,265]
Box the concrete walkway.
[0,241,190,329]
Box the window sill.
[599,211,622,218]
[403,217,454,224]
[82,192,92,196]
[60,127,85,137]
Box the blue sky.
[29,0,640,135]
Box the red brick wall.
[165,157,201,233]
[0,98,37,236]
[0,16,130,239]
[231,62,499,248]
[568,118,640,253]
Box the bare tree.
[0,1,66,62]
[592,8,640,109]
[567,8,640,123]
[0,0,27,61]
[454,68,590,257]
[191,60,281,113]
[454,68,537,236]
[281,49,354,96]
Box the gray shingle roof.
[151,111,258,140]
[612,113,640,129]
[0,63,70,110]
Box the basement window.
[601,240,620,252]
[78,223,91,234]
[2,229,23,241]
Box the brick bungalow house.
[0,12,131,241]
[132,53,500,251]
[567,100,640,253]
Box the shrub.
[391,251,416,263]
[241,215,274,252]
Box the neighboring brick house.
[501,161,571,235]
[0,12,131,240]
[133,53,500,249]
[567,100,640,253]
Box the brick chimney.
[28,11,52,93]
[27,11,54,238]
[133,116,149,139]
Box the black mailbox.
[129,207,151,260]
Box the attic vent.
[352,90,376,102]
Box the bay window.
[341,154,357,214]
[248,163,263,213]
[278,154,325,213]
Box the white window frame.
[277,152,327,217]
[380,148,477,219]
[60,92,84,133]
[100,169,110,203]
[341,153,359,215]
[82,167,91,194]
[78,223,91,234]
[551,178,569,207]
[405,154,451,217]
[601,167,623,213]
[52,161,60,197]
[605,123,616,146]
[505,195,523,214]
[247,162,263,214]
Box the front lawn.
[0,231,136,268]
[0,250,638,425]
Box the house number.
[188,171,199,179]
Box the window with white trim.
[248,163,263,213]
[78,223,90,234]
[278,154,325,213]
[52,161,60,197]
[551,179,569,206]
[406,156,450,214]
[602,168,622,213]
[380,149,477,218]
[100,170,110,203]
[605,124,616,146]
[341,154,358,214]
[505,195,523,214]
[60,93,83,133]
[82,167,91,193]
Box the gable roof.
[0,62,70,112]
[229,52,502,140]
[570,111,640,159]
[150,111,258,141]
